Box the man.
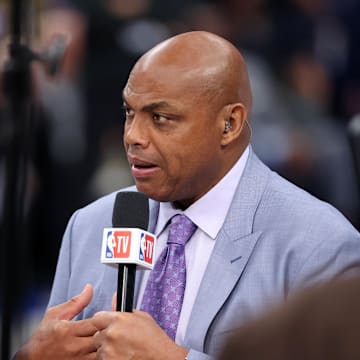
[15,31,360,360]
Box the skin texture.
[15,284,97,360]
[123,31,252,209]
[93,310,187,360]
[15,31,253,359]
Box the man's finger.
[46,284,94,321]
[92,311,120,330]
[111,292,117,311]
[63,318,99,337]
[70,335,98,354]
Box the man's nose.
[124,116,150,147]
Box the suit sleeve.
[186,350,214,360]
[47,210,80,308]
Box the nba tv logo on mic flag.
[101,228,156,270]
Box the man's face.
[123,66,226,208]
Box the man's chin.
[134,184,169,202]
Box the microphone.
[100,191,156,312]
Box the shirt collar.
[155,146,249,239]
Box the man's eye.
[153,113,169,123]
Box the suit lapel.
[184,149,270,351]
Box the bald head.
[129,31,252,112]
[123,32,252,206]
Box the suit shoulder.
[72,186,137,225]
[259,170,358,236]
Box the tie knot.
[167,214,197,246]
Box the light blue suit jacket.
[48,148,360,359]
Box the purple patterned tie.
[141,214,197,340]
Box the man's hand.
[15,284,98,360]
[92,310,189,360]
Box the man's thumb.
[45,283,93,321]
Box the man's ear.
[220,103,249,146]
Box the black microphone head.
[112,191,149,230]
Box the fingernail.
[81,283,90,294]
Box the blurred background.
[0,0,359,357]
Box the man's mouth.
[129,157,159,179]
[133,163,155,169]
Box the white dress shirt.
[136,146,249,345]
